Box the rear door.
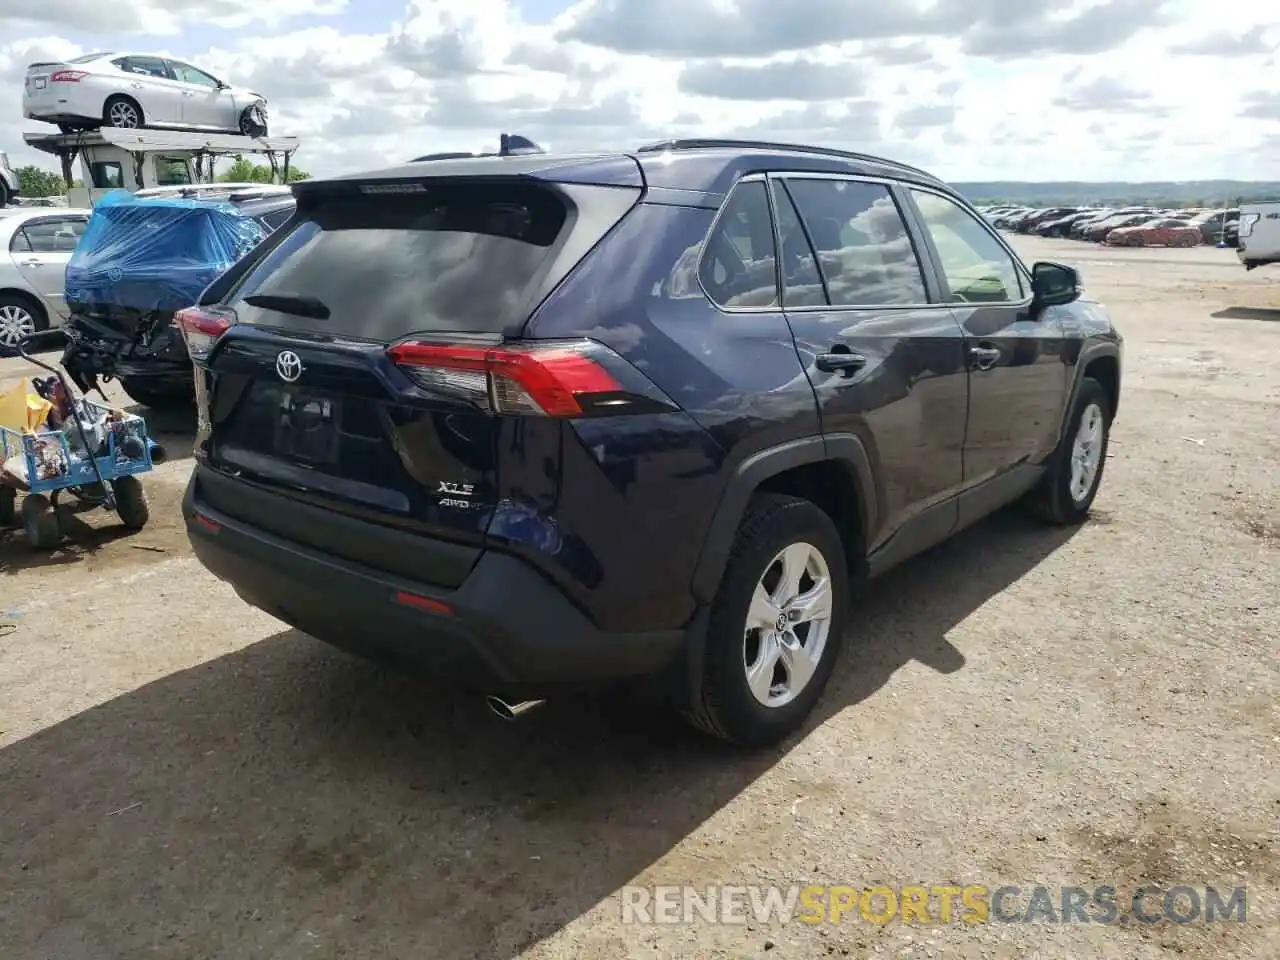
[110,56,182,125]
[195,177,641,566]
[10,214,89,319]
[903,186,1067,521]
[773,173,969,556]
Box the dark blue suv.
[179,138,1122,745]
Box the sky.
[2,0,1280,183]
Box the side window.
[114,56,169,79]
[9,228,33,253]
[169,62,220,88]
[783,178,928,307]
[22,218,87,253]
[771,182,826,307]
[155,157,191,186]
[89,161,124,189]
[910,189,1024,304]
[699,180,779,309]
[260,208,293,233]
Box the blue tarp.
[65,189,264,313]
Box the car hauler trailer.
[22,128,301,207]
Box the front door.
[772,174,969,558]
[10,215,89,320]
[167,61,233,130]
[903,187,1068,523]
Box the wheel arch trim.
[690,434,876,604]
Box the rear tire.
[111,476,149,530]
[21,494,60,550]
[684,493,849,746]
[1028,377,1112,525]
[103,95,143,129]
[120,378,194,409]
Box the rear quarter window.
[228,184,568,340]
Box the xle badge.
[437,481,475,509]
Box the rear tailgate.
[187,171,644,586]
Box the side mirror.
[1031,261,1081,308]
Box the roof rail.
[634,138,937,181]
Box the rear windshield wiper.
[242,294,331,320]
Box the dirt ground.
[0,236,1276,960]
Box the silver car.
[23,52,269,136]
[0,208,91,350]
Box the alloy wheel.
[109,101,139,128]
[0,304,36,348]
[743,541,834,709]
[1069,402,1105,503]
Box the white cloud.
[2,0,1280,185]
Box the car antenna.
[499,133,546,156]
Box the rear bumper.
[183,468,687,694]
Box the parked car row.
[22,51,269,137]
[979,204,1240,248]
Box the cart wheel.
[112,476,150,530]
[0,488,15,527]
[21,494,60,550]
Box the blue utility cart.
[0,333,162,549]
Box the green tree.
[216,158,310,184]
[15,165,66,198]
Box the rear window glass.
[228,185,567,339]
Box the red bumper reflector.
[395,591,454,616]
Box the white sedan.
[0,208,92,350]
[23,52,269,137]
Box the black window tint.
[89,162,123,189]
[783,179,928,307]
[699,180,778,309]
[771,182,826,307]
[228,185,568,339]
[910,189,1023,303]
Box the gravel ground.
[0,236,1276,960]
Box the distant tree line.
[216,158,310,183]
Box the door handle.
[182,91,194,97]
[19,259,43,268]
[969,345,1001,370]
[130,82,143,89]
[815,351,867,375]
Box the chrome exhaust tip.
[485,696,546,721]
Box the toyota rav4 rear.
[181,155,701,699]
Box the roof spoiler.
[410,132,546,163]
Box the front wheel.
[22,494,60,550]
[685,494,849,746]
[1028,377,1112,525]
[112,476,150,530]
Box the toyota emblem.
[276,350,303,382]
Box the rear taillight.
[50,70,88,83]
[387,340,622,417]
[175,306,236,361]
